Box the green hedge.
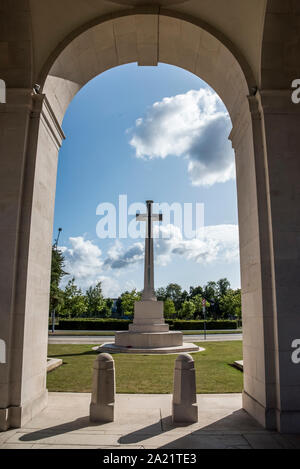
[55,318,237,331]
[56,318,132,330]
[165,319,237,330]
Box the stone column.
[90,353,115,422]
[0,89,64,430]
[231,89,300,433]
[256,90,300,433]
[172,353,198,423]
[230,95,278,431]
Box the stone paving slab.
[1,393,300,449]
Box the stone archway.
[1,3,300,434]
[40,11,273,432]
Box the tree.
[191,294,203,319]
[120,289,141,317]
[217,278,231,297]
[115,296,123,317]
[181,290,190,304]
[180,300,196,320]
[165,283,182,311]
[164,298,176,319]
[203,281,220,318]
[219,289,241,319]
[61,278,87,318]
[203,281,218,301]
[85,282,106,317]
[156,287,167,301]
[189,285,203,298]
[101,298,113,318]
[49,246,67,315]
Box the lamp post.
[54,227,62,249]
[202,298,207,340]
[51,227,62,333]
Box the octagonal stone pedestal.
[95,340,202,355]
[95,300,202,355]
[116,330,183,348]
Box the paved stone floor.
[1,393,300,449]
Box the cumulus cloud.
[100,277,122,298]
[128,88,235,186]
[104,224,239,270]
[60,236,119,296]
[61,236,103,281]
[155,224,239,265]
[104,240,144,269]
[59,225,239,295]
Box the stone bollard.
[90,353,115,422]
[172,353,198,423]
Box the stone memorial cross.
[136,200,162,301]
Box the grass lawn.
[47,341,243,394]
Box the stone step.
[115,330,183,348]
[97,342,203,355]
[129,323,170,333]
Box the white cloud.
[99,276,122,298]
[59,225,239,296]
[61,236,103,282]
[104,240,144,269]
[155,223,239,265]
[104,224,239,270]
[60,236,119,297]
[128,88,235,186]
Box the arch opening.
[53,61,241,300]
[43,11,259,419]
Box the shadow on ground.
[19,416,101,442]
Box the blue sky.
[54,63,240,297]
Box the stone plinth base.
[129,300,168,333]
[243,389,300,433]
[242,391,275,430]
[0,389,48,431]
[129,323,169,332]
[90,402,114,423]
[115,330,182,348]
[173,403,198,423]
[95,343,203,355]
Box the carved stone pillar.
[0,89,64,430]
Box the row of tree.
[50,247,112,318]
[156,280,241,319]
[50,246,241,320]
[113,280,241,320]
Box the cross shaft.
[136,200,162,301]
